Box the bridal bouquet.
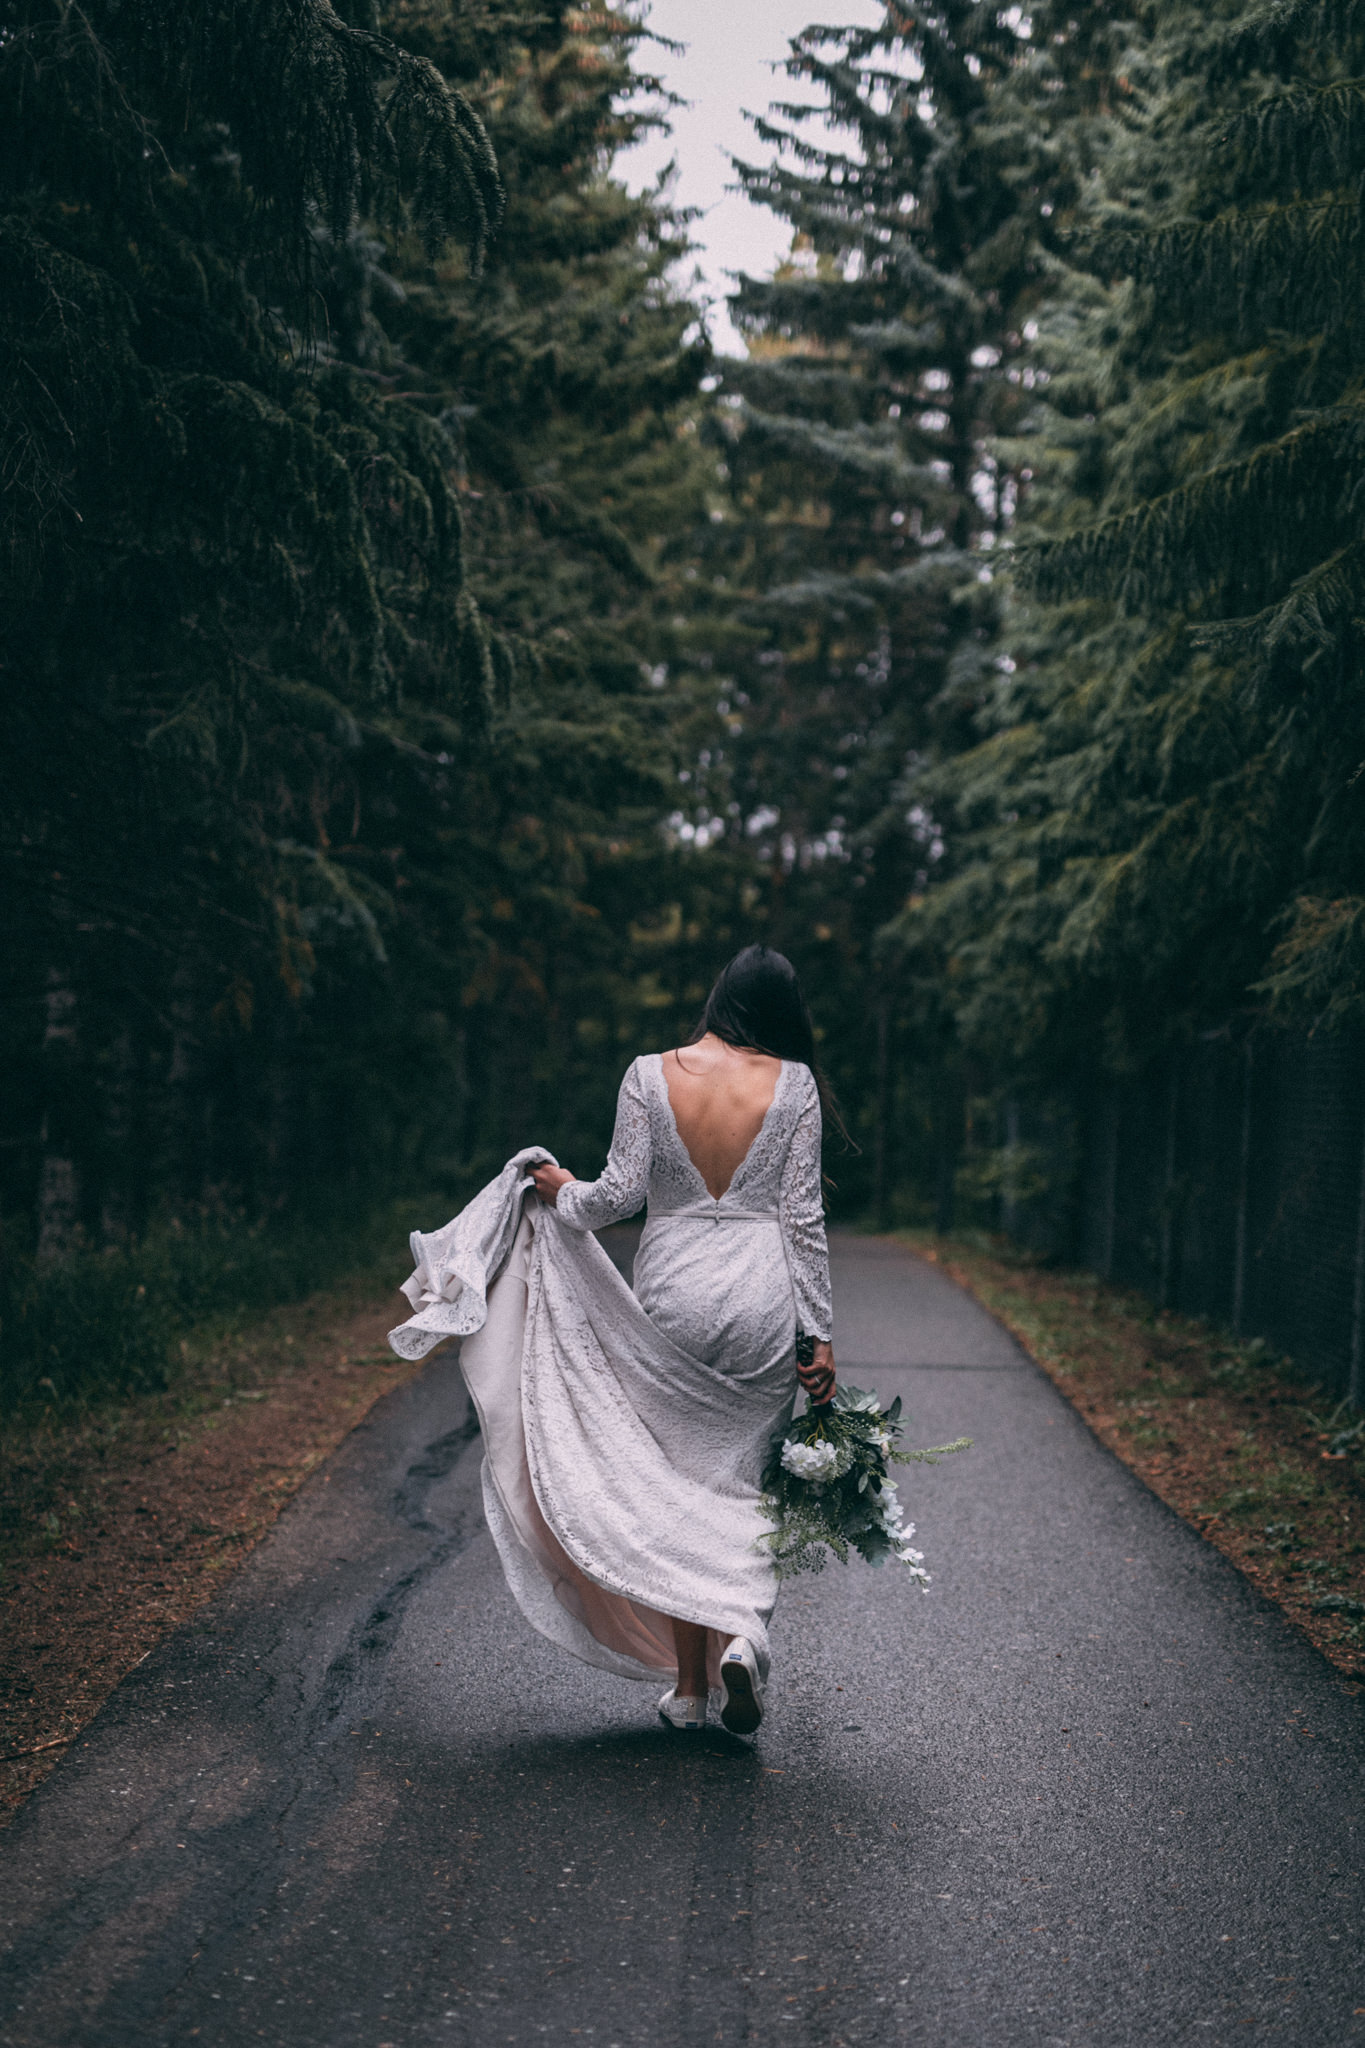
[759,1381,970,1582]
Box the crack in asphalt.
[1,1391,486,2047]
[390,1412,483,1532]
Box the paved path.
[2,1235,1362,2047]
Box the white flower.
[870,1481,906,1535]
[897,1526,930,1585]
[781,1437,842,1484]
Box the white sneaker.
[658,1688,707,1731]
[719,1637,763,1734]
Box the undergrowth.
[0,1186,465,1415]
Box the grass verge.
[909,1231,1364,1685]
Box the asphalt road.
[2,1232,1362,2048]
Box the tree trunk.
[99,1026,138,1243]
[163,964,203,1210]
[1000,1098,1021,1240]
[934,1072,963,1237]
[873,996,892,1230]
[35,968,81,1262]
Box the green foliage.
[759,1380,969,1578]
[0,1191,452,1411]
[13,0,1365,1364]
[901,0,1365,1084]
[644,2,1075,1217]
[0,0,502,282]
[0,0,721,1375]
[362,0,735,1170]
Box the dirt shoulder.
[0,1283,422,1826]
[909,1232,1365,1684]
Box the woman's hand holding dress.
[531,1163,576,1205]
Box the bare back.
[662,1035,781,1201]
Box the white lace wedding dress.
[389,1054,832,1690]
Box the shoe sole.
[720,1658,762,1735]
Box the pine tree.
[0,0,507,1254]
[669,2,1071,1214]
[0,0,729,1291]
[363,1,729,1171]
[909,0,1365,1085]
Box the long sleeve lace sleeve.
[780,1069,832,1341]
[555,1059,652,1233]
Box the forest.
[5,0,1365,1404]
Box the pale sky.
[618,1,885,356]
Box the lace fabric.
[386,1055,833,1691]
[556,1054,833,1341]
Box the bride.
[390,944,837,1736]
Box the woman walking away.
[389,945,836,1736]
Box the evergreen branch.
[36,1,506,280]
[0,220,149,575]
[730,156,980,315]
[744,554,971,620]
[889,240,983,318]
[1092,201,1365,344]
[1021,411,1365,612]
[736,406,948,495]
[847,319,945,368]
[0,3,168,203]
[527,487,653,586]
[1222,79,1365,193]
[1255,894,1365,1029]
[1191,541,1365,675]
[1205,0,1365,79]
[728,268,889,344]
[384,45,502,264]
[275,840,389,963]
[723,360,876,418]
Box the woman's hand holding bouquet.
[796,1337,836,1405]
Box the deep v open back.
[661,1050,779,1200]
[559,1054,832,1366]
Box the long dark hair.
[684,944,849,1145]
